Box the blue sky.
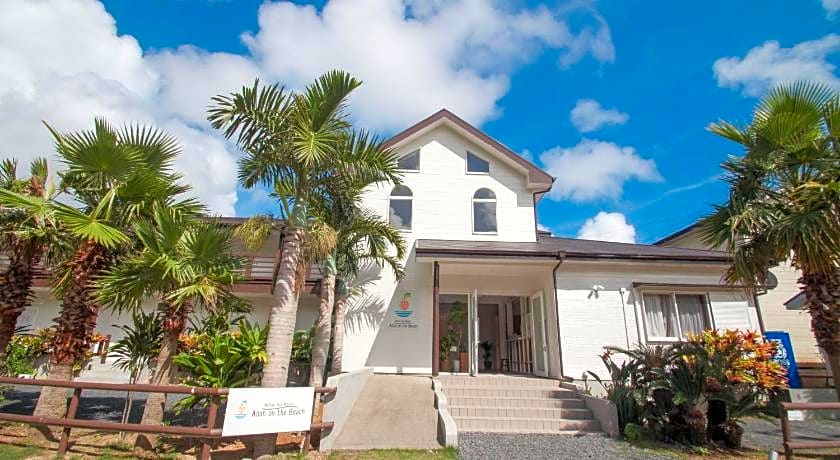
[4,0,838,244]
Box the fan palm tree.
[0,158,66,361]
[96,206,243,448]
[700,82,840,399]
[0,119,202,424]
[209,71,399,455]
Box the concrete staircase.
[439,374,601,434]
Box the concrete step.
[449,406,593,419]
[446,395,587,409]
[438,375,562,388]
[444,386,577,399]
[453,416,601,433]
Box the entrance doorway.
[437,291,549,377]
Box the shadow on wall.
[363,246,433,371]
[344,263,388,335]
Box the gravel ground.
[458,432,673,460]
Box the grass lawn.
[0,443,45,460]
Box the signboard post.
[221,387,315,437]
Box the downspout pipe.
[551,250,566,378]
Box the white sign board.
[221,387,315,436]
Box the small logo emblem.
[395,293,413,318]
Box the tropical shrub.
[588,329,787,447]
[0,328,54,377]
[110,310,163,428]
[173,321,268,410]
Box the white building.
[11,109,760,384]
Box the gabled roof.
[384,108,554,191]
[653,222,701,246]
[415,236,732,263]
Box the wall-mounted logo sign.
[221,387,314,436]
[395,292,413,317]
[389,292,418,328]
[765,330,801,389]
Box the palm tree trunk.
[252,227,304,457]
[135,301,186,450]
[33,241,109,428]
[0,250,36,363]
[309,270,335,386]
[801,268,840,401]
[330,292,348,375]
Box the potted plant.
[439,334,455,373]
[480,341,493,370]
[448,302,466,372]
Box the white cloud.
[539,139,662,202]
[576,212,636,243]
[0,0,240,216]
[243,0,614,130]
[537,223,551,235]
[823,0,840,17]
[0,0,615,216]
[569,99,628,132]
[713,35,840,96]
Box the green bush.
[0,328,54,377]
[173,321,268,411]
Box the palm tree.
[0,158,65,361]
[209,71,399,455]
[97,206,243,448]
[0,119,201,424]
[308,180,405,381]
[700,82,840,399]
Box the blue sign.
[765,331,801,389]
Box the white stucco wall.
[554,260,759,380]
[340,124,543,374]
[19,288,320,343]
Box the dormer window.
[472,188,497,234]
[466,151,489,174]
[389,185,413,231]
[397,150,420,171]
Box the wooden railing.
[504,337,533,374]
[0,377,335,459]
[779,401,840,459]
[236,255,276,280]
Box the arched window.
[389,185,413,230]
[472,188,497,233]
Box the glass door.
[468,289,479,376]
[529,291,549,377]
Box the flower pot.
[452,359,460,372]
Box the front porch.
[425,257,562,379]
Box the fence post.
[199,396,220,460]
[58,388,83,457]
[310,393,325,451]
[779,404,792,460]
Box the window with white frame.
[472,188,497,233]
[642,292,710,341]
[466,151,490,173]
[397,149,420,171]
[389,185,413,230]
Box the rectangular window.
[473,202,497,233]
[466,151,489,173]
[642,292,709,341]
[389,199,412,230]
[397,150,420,171]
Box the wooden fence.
[779,401,840,459]
[0,377,335,459]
